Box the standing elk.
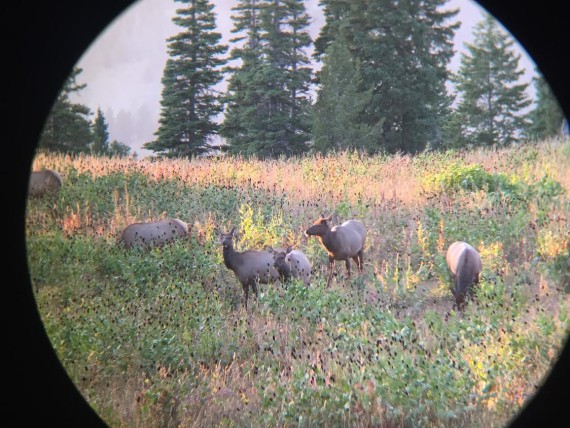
[268,246,312,286]
[304,214,366,287]
[119,218,189,249]
[28,169,63,197]
[446,241,482,310]
[216,227,280,310]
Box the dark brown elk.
[304,214,366,287]
[446,241,482,310]
[268,247,312,286]
[216,228,280,310]
[28,169,63,197]
[119,218,189,249]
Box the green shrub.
[423,162,526,205]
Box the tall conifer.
[454,15,530,146]
[314,0,459,154]
[527,73,565,140]
[39,67,92,154]
[312,40,381,152]
[145,0,227,158]
[91,108,110,155]
[221,0,312,158]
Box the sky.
[71,0,539,158]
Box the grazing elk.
[305,214,366,287]
[268,246,312,286]
[119,218,189,249]
[216,228,280,310]
[28,169,63,197]
[446,241,482,310]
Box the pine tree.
[312,40,382,153]
[109,140,132,157]
[144,0,227,158]
[314,0,459,154]
[440,109,469,149]
[221,0,312,158]
[312,0,351,61]
[454,15,531,147]
[38,67,92,154]
[91,108,110,155]
[527,73,565,140]
[221,0,266,156]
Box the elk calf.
[269,247,312,286]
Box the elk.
[119,218,189,249]
[446,241,482,310]
[305,214,366,287]
[268,246,312,286]
[28,169,63,197]
[216,228,280,310]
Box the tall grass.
[27,140,570,427]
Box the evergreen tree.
[91,108,110,155]
[220,0,267,156]
[312,40,381,152]
[38,67,92,154]
[312,0,351,62]
[109,140,132,157]
[144,0,227,158]
[221,0,312,158]
[313,0,458,154]
[527,73,566,140]
[440,108,469,149]
[454,15,531,147]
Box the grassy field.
[26,140,570,427]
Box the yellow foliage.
[478,241,507,273]
[537,229,569,259]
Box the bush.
[424,163,507,193]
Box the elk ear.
[286,246,293,254]
[324,214,333,223]
[265,246,274,254]
[230,227,236,236]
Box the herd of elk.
[29,169,483,312]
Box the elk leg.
[345,258,352,278]
[352,252,363,273]
[351,256,359,273]
[243,284,249,310]
[326,256,335,287]
[357,250,364,272]
[251,281,259,306]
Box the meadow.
[26,140,570,427]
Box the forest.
[37,0,567,159]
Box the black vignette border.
[2,0,568,426]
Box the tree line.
[38,67,131,157]
[39,0,566,158]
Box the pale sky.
[71,0,538,157]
